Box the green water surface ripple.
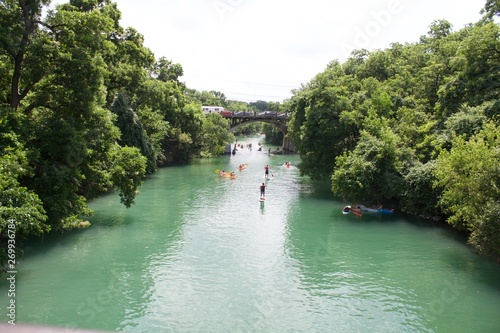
[1,136,499,332]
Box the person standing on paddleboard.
[265,165,269,178]
[260,182,266,199]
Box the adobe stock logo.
[340,0,404,57]
[212,0,246,21]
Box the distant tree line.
[288,8,500,258]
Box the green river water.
[1,136,500,333]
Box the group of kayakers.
[217,139,294,200]
[219,170,236,179]
[217,163,284,200]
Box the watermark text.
[6,219,17,325]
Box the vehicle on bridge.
[219,110,233,117]
[233,111,255,117]
[257,111,278,118]
[216,109,290,120]
[202,106,225,114]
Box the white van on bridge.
[202,106,225,114]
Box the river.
[1,136,499,333]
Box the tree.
[0,0,147,231]
[426,19,453,40]
[0,128,49,272]
[434,122,500,256]
[481,0,500,21]
[105,26,155,105]
[225,100,248,111]
[261,123,283,145]
[154,56,183,83]
[287,87,309,155]
[0,0,55,111]
[358,50,391,81]
[400,161,442,218]
[172,102,204,159]
[133,73,186,163]
[110,146,147,208]
[136,105,171,167]
[186,89,222,107]
[267,101,282,111]
[440,104,487,145]
[392,103,439,162]
[331,114,406,201]
[285,10,500,258]
[455,23,500,108]
[198,112,234,157]
[289,61,358,179]
[111,93,156,174]
[209,90,227,107]
[249,100,268,111]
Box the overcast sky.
[53,0,487,102]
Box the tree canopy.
[0,0,234,271]
[288,14,500,258]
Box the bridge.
[219,111,295,152]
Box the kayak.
[342,205,393,216]
[342,205,362,216]
[220,173,236,179]
[357,205,394,214]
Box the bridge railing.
[219,111,289,120]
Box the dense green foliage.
[289,14,500,257]
[261,123,284,145]
[434,122,500,257]
[198,112,233,157]
[0,0,233,271]
[0,126,49,262]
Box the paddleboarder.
[260,182,266,200]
